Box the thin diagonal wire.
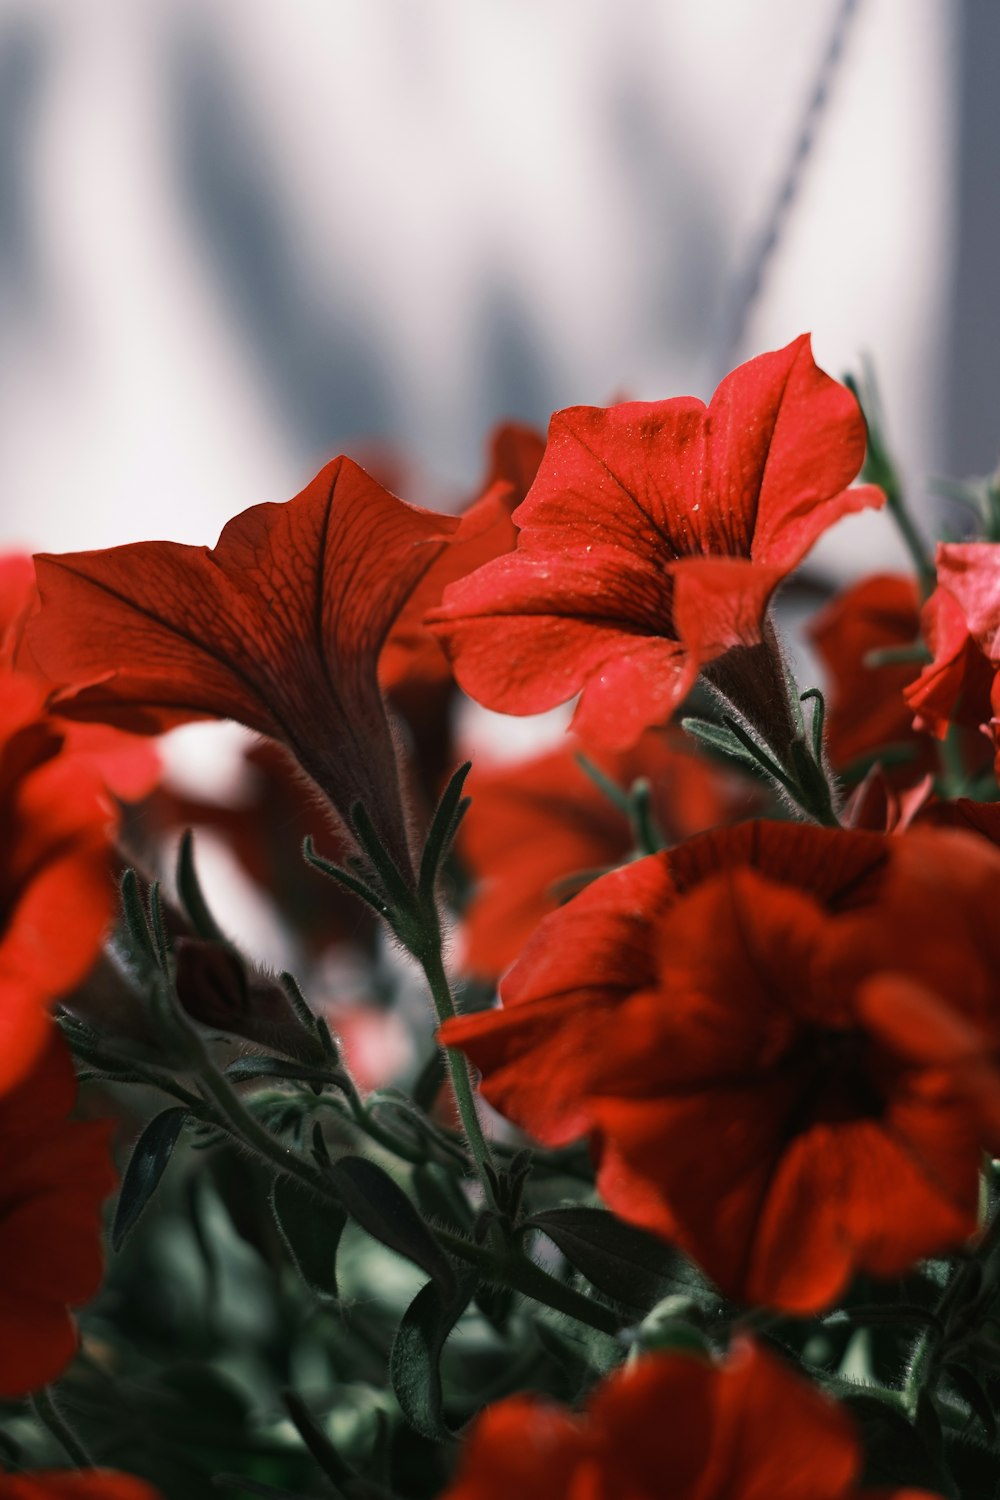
[710,0,864,381]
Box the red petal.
[30,460,456,870]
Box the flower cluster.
[12,335,1000,1496]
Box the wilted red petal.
[431,337,880,748]
[29,460,458,873]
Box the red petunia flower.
[0,1027,116,1397]
[441,821,1000,1311]
[27,460,459,876]
[905,543,1000,765]
[460,731,752,977]
[0,553,159,804]
[0,672,115,1093]
[430,337,882,751]
[380,421,544,699]
[0,1474,160,1499]
[809,573,929,775]
[441,1339,939,1500]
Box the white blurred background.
[1,0,992,570]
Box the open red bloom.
[460,731,752,977]
[442,1340,937,1500]
[27,460,458,875]
[430,337,882,750]
[0,1027,116,1396]
[0,672,115,1093]
[0,553,159,803]
[906,543,1000,766]
[0,1475,160,1499]
[442,821,1000,1311]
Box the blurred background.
[0,0,995,565]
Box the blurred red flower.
[27,460,458,876]
[460,731,752,977]
[442,821,1000,1311]
[0,553,159,803]
[0,1028,116,1397]
[380,421,543,699]
[906,543,999,766]
[442,1340,938,1500]
[0,672,115,1093]
[0,1475,160,1499]
[430,336,881,750]
[809,573,928,774]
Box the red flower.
[0,1027,116,1397]
[460,732,752,977]
[905,543,999,758]
[380,421,543,698]
[442,1340,938,1500]
[0,672,115,1093]
[441,821,1000,1311]
[27,461,458,875]
[0,553,159,804]
[430,337,881,750]
[0,1475,160,1499]
[809,573,929,774]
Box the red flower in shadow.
[905,543,1000,768]
[460,731,753,977]
[0,1028,116,1397]
[27,461,458,875]
[430,337,881,750]
[442,821,1000,1311]
[442,1340,938,1500]
[0,553,159,803]
[0,1474,160,1499]
[0,672,115,1093]
[809,573,929,774]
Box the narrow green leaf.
[224,1054,349,1090]
[177,828,227,942]
[329,1155,456,1293]
[302,837,387,916]
[527,1206,707,1312]
[390,1272,478,1440]
[270,1175,345,1299]
[119,867,159,969]
[679,716,761,769]
[112,1106,188,1251]
[419,760,472,897]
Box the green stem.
[435,1229,620,1337]
[419,945,502,1216]
[196,1063,329,1196]
[196,1047,615,1337]
[31,1388,94,1469]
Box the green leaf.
[271,1174,345,1299]
[224,1054,350,1090]
[527,1206,708,1312]
[177,828,227,942]
[679,716,762,770]
[329,1155,455,1293]
[390,1272,478,1439]
[418,760,473,898]
[113,1106,188,1251]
